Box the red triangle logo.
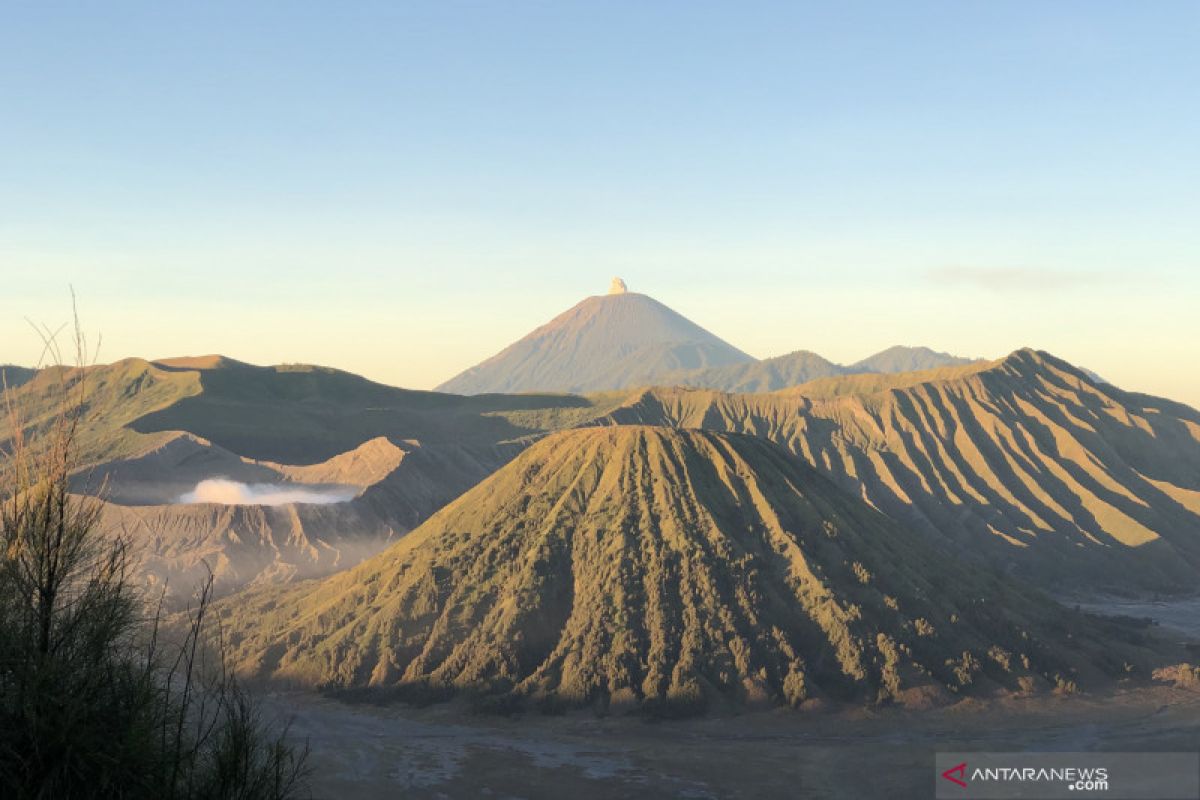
[942,762,968,788]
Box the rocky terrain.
[221,427,1169,712]
[593,350,1200,592]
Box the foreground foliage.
[0,323,307,798]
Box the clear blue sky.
[2,2,1198,405]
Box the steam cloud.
[179,479,357,506]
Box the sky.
[1,2,1198,406]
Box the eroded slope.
[222,427,1161,713]
[594,351,1200,591]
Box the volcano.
[223,426,1161,713]
[435,281,753,394]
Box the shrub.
[0,315,307,798]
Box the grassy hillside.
[1,357,634,604]
[0,359,203,468]
[221,427,1166,714]
[592,350,1200,592]
[0,355,621,469]
[134,359,615,464]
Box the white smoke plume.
[179,479,357,506]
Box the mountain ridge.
[586,349,1200,592]
[434,286,980,394]
[10,346,1197,601]
[850,345,979,374]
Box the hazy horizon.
[3,279,1198,409]
[2,3,1198,407]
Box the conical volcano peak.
[436,287,752,394]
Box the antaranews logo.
[935,752,1199,799]
[941,762,1107,792]
[942,762,968,788]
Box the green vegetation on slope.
[2,355,626,471]
[0,359,203,469]
[134,358,614,464]
[1,360,306,798]
[0,358,634,606]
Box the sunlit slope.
[0,359,204,466]
[134,358,596,463]
[222,426,1160,712]
[1,357,633,605]
[435,292,754,395]
[593,350,1200,591]
[4,355,605,508]
[0,353,627,468]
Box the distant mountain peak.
[851,345,979,374]
[436,289,752,395]
[436,281,989,395]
